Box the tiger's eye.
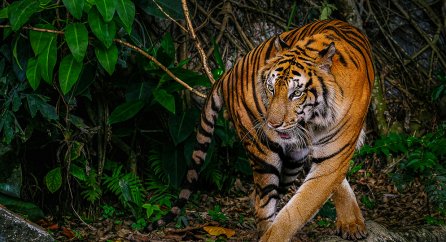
[267,84,274,92]
[293,90,303,98]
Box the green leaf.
[95,43,118,75]
[29,25,56,55]
[107,100,145,125]
[158,33,175,66]
[26,94,58,120]
[95,0,116,22]
[30,25,57,84]
[45,167,62,193]
[161,146,186,188]
[37,36,57,84]
[8,0,40,31]
[212,38,224,71]
[88,7,116,48]
[116,0,135,34]
[0,6,8,19]
[62,0,85,19]
[0,111,15,144]
[168,109,197,145]
[59,54,83,94]
[70,164,87,181]
[139,0,184,20]
[65,23,89,62]
[26,57,41,90]
[0,193,45,221]
[153,88,175,114]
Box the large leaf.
[37,35,57,84]
[161,146,187,188]
[0,194,44,221]
[8,0,40,31]
[30,25,57,84]
[107,100,145,125]
[70,164,87,181]
[152,88,175,114]
[29,25,56,56]
[26,57,41,90]
[168,109,197,145]
[59,54,83,94]
[45,167,62,193]
[158,33,175,66]
[26,94,58,120]
[94,43,118,75]
[95,0,116,22]
[0,6,8,19]
[62,0,85,19]
[138,0,184,20]
[88,7,116,48]
[65,23,89,62]
[116,0,135,34]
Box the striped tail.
[149,80,224,230]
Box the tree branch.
[181,0,217,84]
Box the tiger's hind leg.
[332,178,367,240]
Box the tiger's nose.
[267,121,283,129]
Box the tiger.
[151,19,374,241]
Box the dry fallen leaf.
[203,226,236,238]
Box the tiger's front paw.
[336,219,367,240]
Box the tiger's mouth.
[277,131,292,139]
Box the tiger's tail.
[149,80,224,230]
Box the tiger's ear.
[274,36,290,52]
[317,42,336,72]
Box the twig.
[114,39,206,98]
[390,0,446,68]
[152,0,188,33]
[0,24,206,98]
[181,0,216,84]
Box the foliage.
[103,165,145,218]
[208,205,228,225]
[0,0,249,223]
[432,73,446,101]
[358,123,446,213]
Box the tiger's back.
[156,19,374,241]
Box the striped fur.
[152,19,374,241]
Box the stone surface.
[0,205,54,242]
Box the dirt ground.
[44,160,436,241]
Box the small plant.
[360,195,376,210]
[208,205,228,224]
[101,204,116,219]
[432,74,446,101]
[358,123,446,214]
[131,218,148,231]
[103,165,145,218]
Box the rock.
[0,205,54,242]
[319,221,446,242]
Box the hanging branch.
[181,0,217,84]
[0,24,207,98]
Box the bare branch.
[181,0,217,84]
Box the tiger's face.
[259,41,338,145]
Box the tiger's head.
[258,36,340,145]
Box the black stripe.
[194,141,210,152]
[198,122,213,138]
[258,184,279,199]
[260,194,280,208]
[258,213,275,221]
[312,143,350,163]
